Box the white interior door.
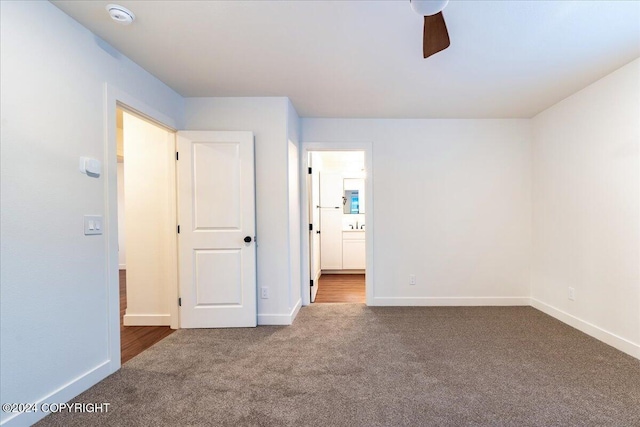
[320,210,343,270]
[309,157,321,302]
[320,172,344,207]
[320,172,343,270]
[177,131,256,328]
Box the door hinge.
[309,223,313,231]
[178,297,182,307]
[177,225,180,234]
[308,167,312,174]
[316,230,321,234]
[176,152,179,160]
[310,279,314,287]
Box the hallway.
[314,274,365,303]
[120,270,174,363]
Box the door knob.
[244,236,252,243]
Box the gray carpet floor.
[37,305,640,426]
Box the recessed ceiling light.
[106,4,135,25]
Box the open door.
[177,131,257,328]
[308,155,321,302]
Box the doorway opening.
[116,107,178,363]
[304,150,369,304]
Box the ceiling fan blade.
[423,12,450,58]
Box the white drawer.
[342,231,365,240]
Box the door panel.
[319,171,344,270]
[194,249,242,305]
[320,209,343,270]
[319,172,343,208]
[178,131,256,328]
[193,142,241,229]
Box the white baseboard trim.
[530,298,640,360]
[0,361,112,427]
[372,296,531,306]
[322,270,365,275]
[123,314,170,326]
[258,298,302,326]
[290,298,302,322]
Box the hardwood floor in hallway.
[314,274,365,303]
[120,270,174,364]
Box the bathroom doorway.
[301,143,373,306]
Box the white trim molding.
[372,296,531,306]
[0,361,111,427]
[258,298,302,325]
[123,314,171,326]
[531,298,640,360]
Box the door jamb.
[300,142,373,306]
[105,84,179,374]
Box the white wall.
[0,2,184,426]
[184,97,299,325]
[302,119,532,305]
[531,58,640,358]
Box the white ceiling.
[52,1,640,118]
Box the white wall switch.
[409,274,416,285]
[84,215,103,235]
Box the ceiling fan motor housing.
[411,0,449,16]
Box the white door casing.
[299,143,373,307]
[177,131,257,328]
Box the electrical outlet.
[409,274,416,285]
[568,287,575,301]
[261,287,269,299]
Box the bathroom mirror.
[344,190,360,214]
[343,178,365,214]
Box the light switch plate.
[84,215,103,235]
